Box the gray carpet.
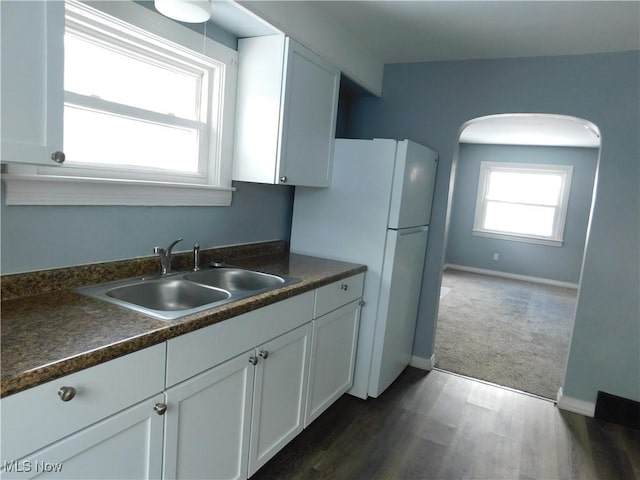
[435,269,578,399]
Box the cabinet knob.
[259,350,269,360]
[57,386,77,402]
[341,284,349,291]
[279,176,287,183]
[359,300,366,307]
[50,151,66,164]
[153,403,168,415]
[249,356,258,365]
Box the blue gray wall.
[345,51,640,405]
[0,5,292,274]
[446,143,598,284]
[0,181,294,273]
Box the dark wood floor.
[253,368,640,480]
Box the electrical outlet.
[493,253,500,261]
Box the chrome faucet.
[153,238,183,275]
[193,243,200,271]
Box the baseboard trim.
[410,354,435,370]
[443,264,579,289]
[556,388,595,417]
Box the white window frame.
[4,0,237,206]
[472,161,573,247]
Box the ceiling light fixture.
[154,0,211,23]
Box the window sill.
[472,229,563,247]
[2,173,235,206]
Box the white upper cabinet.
[233,36,340,187]
[0,1,65,165]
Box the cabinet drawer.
[166,291,314,387]
[313,273,364,318]
[0,343,166,462]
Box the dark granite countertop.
[1,249,365,398]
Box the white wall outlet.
[493,253,500,261]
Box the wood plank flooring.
[252,368,640,480]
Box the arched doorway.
[435,113,601,399]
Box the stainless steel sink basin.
[107,278,230,312]
[184,268,285,291]
[76,267,299,321]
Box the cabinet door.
[163,352,255,480]
[0,0,64,165]
[1,344,166,463]
[305,300,361,427]
[277,39,340,187]
[1,394,164,480]
[248,323,313,476]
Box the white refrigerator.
[290,138,438,399]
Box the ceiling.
[312,1,640,64]
[213,1,633,147]
[313,1,625,148]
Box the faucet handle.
[193,243,200,272]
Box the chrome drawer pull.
[57,386,77,402]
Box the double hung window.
[7,0,237,206]
[473,162,573,246]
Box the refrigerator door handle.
[390,226,429,235]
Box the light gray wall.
[0,181,294,274]
[346,51,640,405]
[446,143,598,284]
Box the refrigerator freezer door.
[368,226,429,398]
[388,140,438,229]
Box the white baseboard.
[410,354,435,370]
[443,264,579,289]
[556,388,595,417]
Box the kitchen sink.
[184,268,285,291]
[76,267,299,321]
[106,278,230,312]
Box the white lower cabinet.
[2,394,165,480]
[305,299,362,427]
[2,276,364,480]
[162,292,315,480]
[248,323,312,476]
[0,344,166,480]
[163,352,255,480]
[161,323,313,480]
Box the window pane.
[65,33,201,120]
[484,201,556,237]
[487,171,562,205]
[64,106,199,173]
